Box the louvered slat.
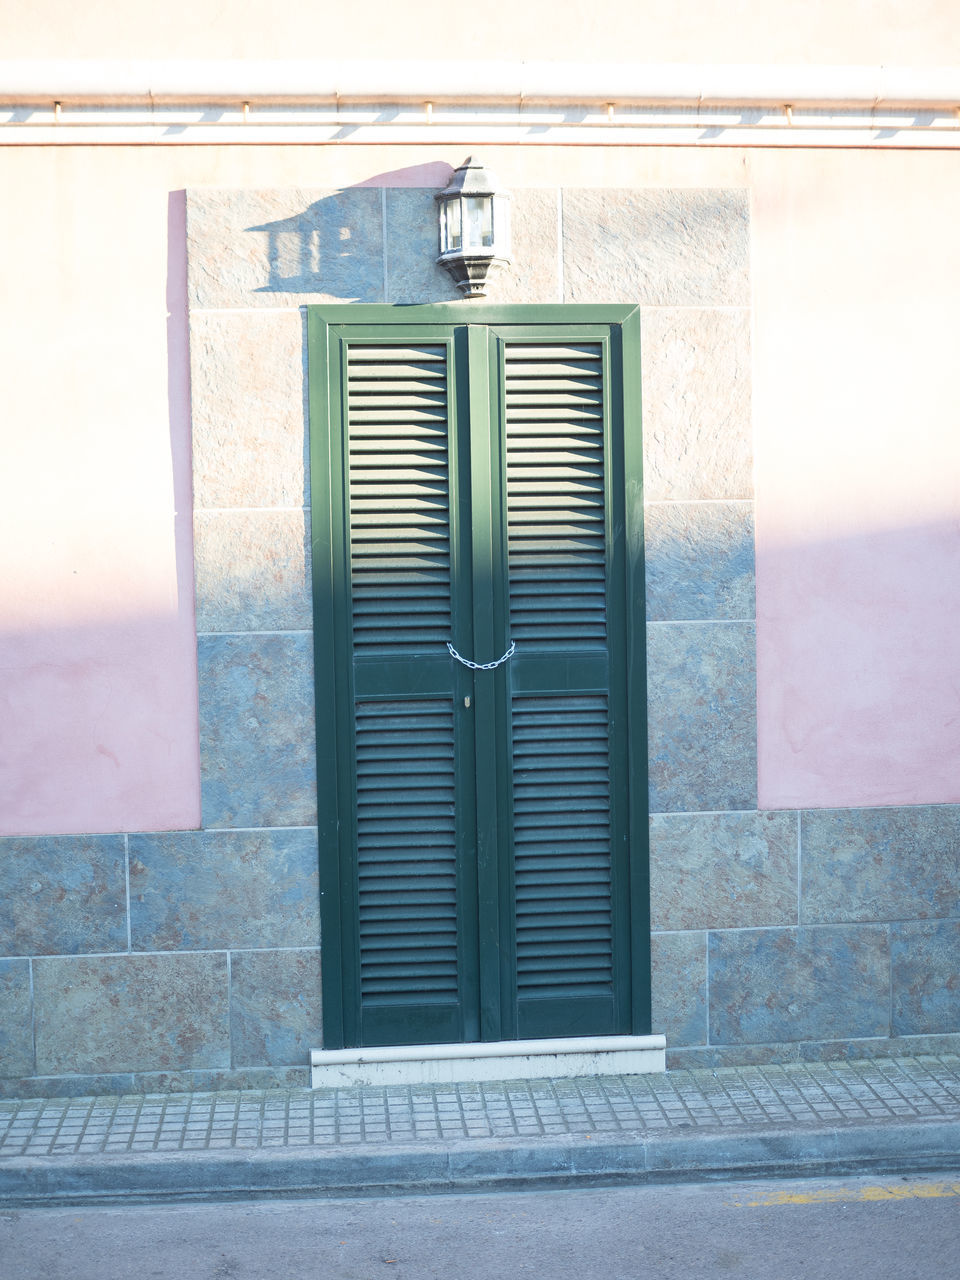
[355,700,459,998]
[348,344,451,653]
[505,344,607,647]
[512,695,614,1000]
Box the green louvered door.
[310,306,648,1050]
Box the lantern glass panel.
[441,198,462,252]
[463,195,494,249]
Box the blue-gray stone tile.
[33,953,230,1075]
[801,806,960,924]
[667,1044,800,1069]
[563,189,749,307]
[190,310,308,510]
[0,959,33,1078]
[230,949,323,1067]
[709,925,890,1045]
[199,633,317,828]
[131,1066,310,1094]
[892,920,960,1035]
[645,501,755,621]
[641,307,752,501]
[0,1073,137,1099]
[129,829,320,952]
[650,931,707,1047]
[193,508,312,632]
[187,188,384,309]
[798,1032,960,1062]
[0,835,126,956]
[647,621,757,813]
[651,811,797,931]
[384,187,461,304]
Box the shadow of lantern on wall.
[435,156,511,297]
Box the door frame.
[308,303,649,1049]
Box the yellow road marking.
[731,1181,960,1207]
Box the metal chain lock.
[446,639,516,671]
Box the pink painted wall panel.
[752,150,960,809]
[0,153,200,836]
[0,620,200,836]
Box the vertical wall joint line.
[556,188,565,303]
[124,833,132,952]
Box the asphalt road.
[2,1172,959,1280]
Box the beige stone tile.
[563,188,749,307]
[641,307,752,501]
[190,310,307,509]
[187,188,385,309]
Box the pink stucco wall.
[2,141,960,833]
[0,150,200,835]
[752,149,960,808]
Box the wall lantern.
[435,156,511,298]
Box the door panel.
[512,692,616,1038]
[309,305,648,1050]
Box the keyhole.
[464,695,471,708]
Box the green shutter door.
[500,333,623,1038]
[309,305,648,1050]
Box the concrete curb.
[2,1117,959,1205]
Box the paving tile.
[647,621,757,813]
[645,501,754,622]
[709,925,890,1045]
[129,829,319,951]
[801,806,960,924]
[5,1057,960,1158]
[0,835,126,956]
[650,810,797,930]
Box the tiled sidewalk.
[3,1055,960,1160]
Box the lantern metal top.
[435,155,498,202]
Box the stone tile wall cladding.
[2,183,959,1097]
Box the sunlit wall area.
[3,0,960,65]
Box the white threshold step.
[311,1034,666,1088]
